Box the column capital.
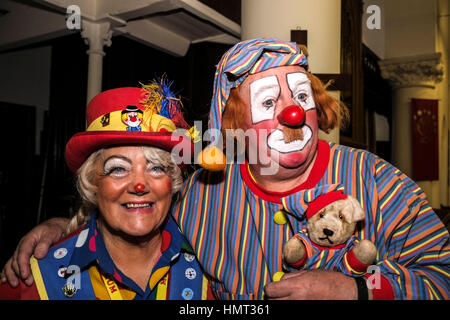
[81,20,113,56]
[379,53,444,89]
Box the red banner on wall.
[411,98,439,181]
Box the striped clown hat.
[199,37,309,171]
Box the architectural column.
[81,21,113,103]
[379,53,444,207]
[241,0,342,143]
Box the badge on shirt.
[185,268,197,280]
[62,282,77,298]
[182,288,194,300]
[54,248,68,259]
[184,253,195,262]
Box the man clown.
[174,38,449,300]
[1,38,449,300]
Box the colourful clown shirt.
[0,213,210,300]
[173,140,450,300]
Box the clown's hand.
[264,269,367,300]
[1,218,69,287]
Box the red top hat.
[306,190,348,219]
[65,81,192,173]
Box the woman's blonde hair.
[65,146,183,234]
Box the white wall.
[241,0,342,143]
[0,46,52,154]
[385,0,436,58]
[241,0,341,74]
[363,0,438,60]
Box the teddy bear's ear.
[346,195,365,223]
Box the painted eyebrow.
[286,73,310,86]
[103,155,132,167]
[250,76,280,97]
[286,72,311,96]
[253,84,279,96]
[291,79,309,86]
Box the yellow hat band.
[87,109,177,133]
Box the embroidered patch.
[75,228,89,248]
[62,282,77,298]
[100,113,110,127]
[182,288,194,300]
[184,253,195,262]
[54,248,68,259]
[121,105,143,131]
[185,267,197,280]
[57,266,68,278]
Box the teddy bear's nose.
[323,228,334,237]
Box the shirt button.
[273,210,288,225]
[273,271,285,282]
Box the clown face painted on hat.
[238,65,319,170]
[121,105,144,131]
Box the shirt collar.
[68,211,194,294]
[240,139,330,203]
[68,211,112,273]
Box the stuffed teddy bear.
[283,190,377,274]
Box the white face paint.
[286,72,315,111]
[264,72,315,154]
[241,65,319,171]
[249,75,280,124]
[267,126,313,153]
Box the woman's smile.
[122,201,154,210]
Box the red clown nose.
[278,105,306,127]
[135,183,146,193]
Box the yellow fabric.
[149,266,170,290]
[88,264,171,300]
[155,273,169,300]
[188,126,201,143]
[30,256,49,300]
[88,266,136,300]
[201,275,209,300]
[100,271,123,300]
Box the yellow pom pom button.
[273,210,288,225]
[273,271,285,282]
[197,145,226,171]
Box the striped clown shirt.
[173,140,450,300]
